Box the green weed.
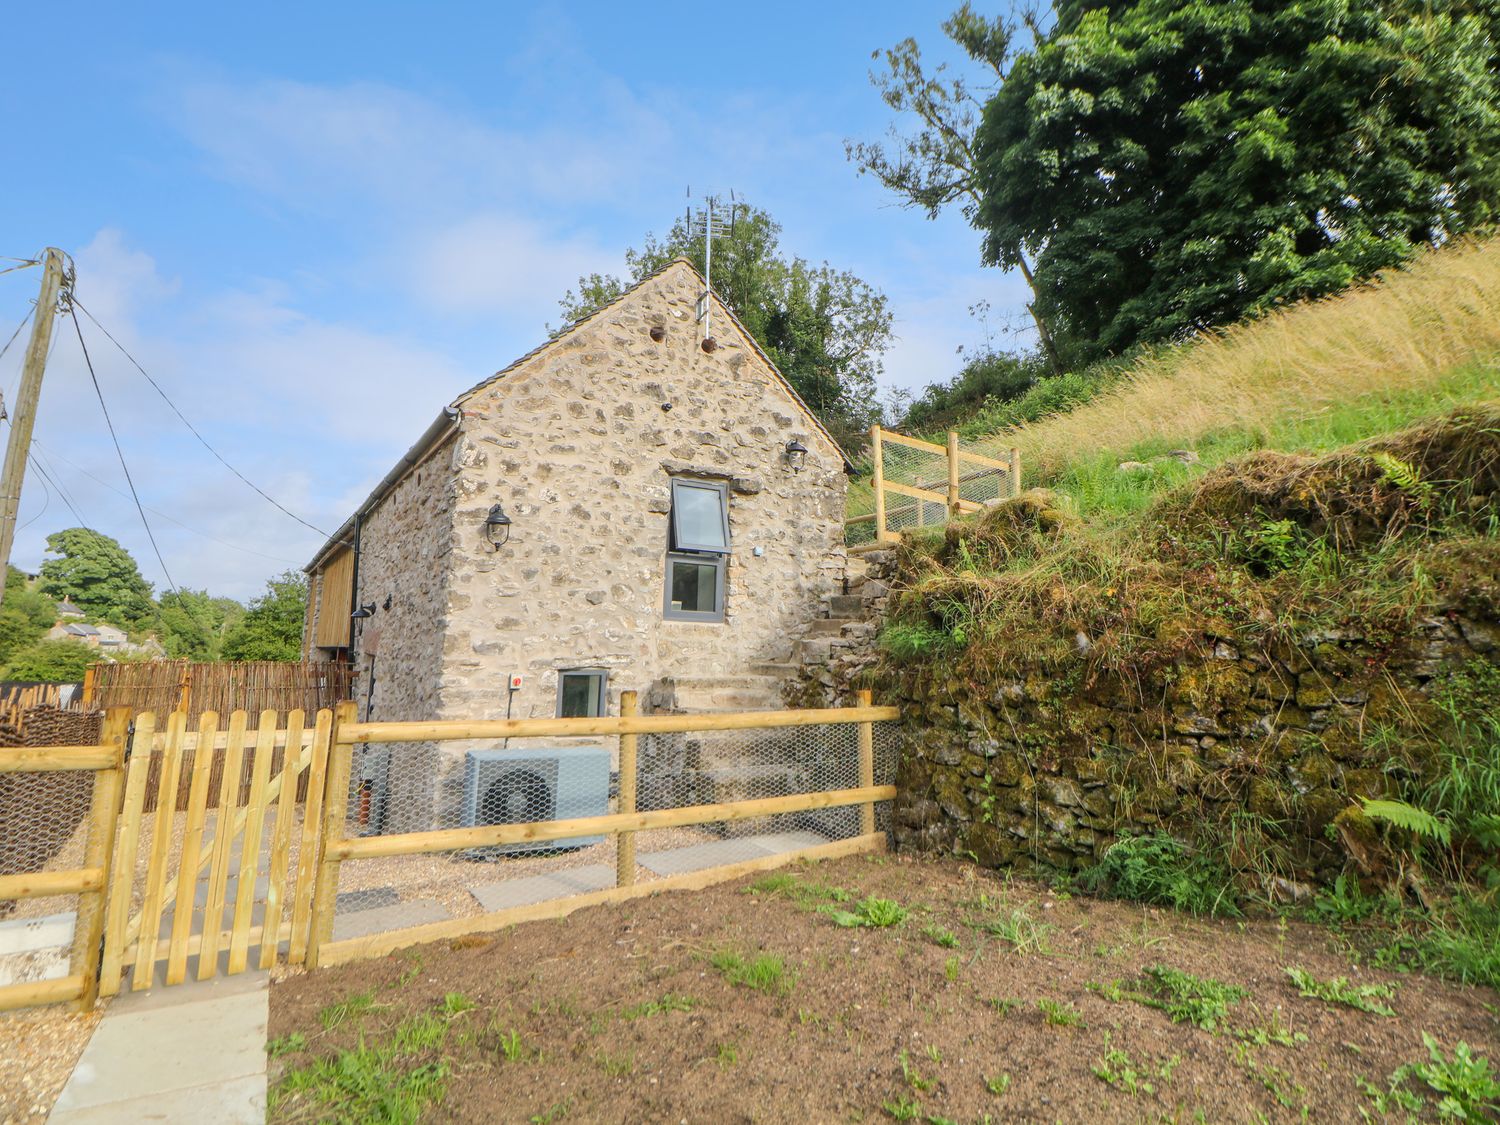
[274,1040,450,1124]
[440,991,476,1017]
[825,896,909,929]
[715,1041,739,1068]
[1037,998,1084,1028]
[621,993,696,1020]
[1284,967,1397,1016]
[882,1093,922,1121]
[1097,965,1247,1031]
[899,1049,936,1092]
[972,907,1052,954]
[496,1027,526,1062]
[984,1072,1011,1095]
[594,1051,634,1077]
[393,1014,447,1053]
[318,990,378,1030]
[1078,833,1239,917]
[266,1031,308,1059]
[921,923,959,948]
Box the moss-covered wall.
[794,525,1498,897]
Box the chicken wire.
[845,435,1019,547]
[329,721,899,941]
[0,768,97,986]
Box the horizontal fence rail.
[0,710,128,1013]
[847,425,1021,549]
[308,694,900,969]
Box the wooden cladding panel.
[313,547,355,649]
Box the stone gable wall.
[436,261,847,726]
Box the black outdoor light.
[484,503,513,550]
[784,438,809,473]
[351,602,376,620]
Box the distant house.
[303,259,851,728]
[55,600,85,620]
[48,622,101,646]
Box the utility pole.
[0,248,67,606]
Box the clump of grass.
[1092,1033,1179,1097]
[272,1028,451,1122]
[710,948,797,994]
[715,1041,739,1068]
[1284,967,1397,1016]
[898,1049,935,1092]
[1037,998,1085,1028]
[495,1027,527,1062]
[984,1072,1011,1095]
[921,923,959,948]
[972,907,1053,954]
[441,991,476,1017]
[317,989,378,1030]
[1077,833,1239,917]
[622,993,696,1020]
[266,1031,308,1059]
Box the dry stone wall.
[792,549,1500,893]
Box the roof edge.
[304,407,461,573]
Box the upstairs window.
[669,479,730,552]
[557,669,608,718]
[665,478,729,622]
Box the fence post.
[870,425,890,543]
[946,431,961,517]
[1008,447,1021,497]
[72,707,129,1010]
[306,701,356,969]
[856,689,875,837]
[616,690,638,888]
[81,665,96,710]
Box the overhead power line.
[0,307,33,372]
[71,298,333,541]
[68,306,180,598]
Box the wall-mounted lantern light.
[351,602,376,620]
[784,438,809,473]
[484,503,513,550]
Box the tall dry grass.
[973,237,1500,477]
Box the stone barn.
[302,259,854,830]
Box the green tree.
[556,203,894,450]
[0,567,57,666]
[36,528,155,629]
[845,3,1064,373]
[221,571,306,662]
[3,638,94,683]
[901,348,1046,433]
[157,589,245,661]
[973,0,1500,365]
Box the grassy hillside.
[968,235,1500,499]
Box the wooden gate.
[98,708,334,994]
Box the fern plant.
[1360,798,1452,846]
[1369,452,1436,507]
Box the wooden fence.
[1,697,899,1009]
[308,691,899,967]
[0,710,129,1013]
[846,425,1021,549]
[84,660,352,725]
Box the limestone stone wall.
[438,260,847,725]
[792,550,1500,896]
[322,261,848,831]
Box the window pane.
[672,482,727,551]
[559,673,602,718]
[669,558,719,614]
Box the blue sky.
[0,2,1031,600]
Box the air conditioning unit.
[462,745,610,856]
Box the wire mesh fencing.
[324,715,900,952]
[844,426,1021,548]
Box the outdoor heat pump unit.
[462,746,610,856]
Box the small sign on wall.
[508,673,524,691]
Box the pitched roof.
[307,258,851,572]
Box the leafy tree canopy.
[36,528,155,629]
[556,203,894,450]
[900,348,1047,434]
[0,567,58,667]
[158,589,246,661]
[221,570,306,662]
[973,0,1500,365]
[3,638,95,683]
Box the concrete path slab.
[469,864,616,911]
[49,971,268,1125]
[331,897,450,941]
[638,831,830,876]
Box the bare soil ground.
[267,853,1498,1124]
